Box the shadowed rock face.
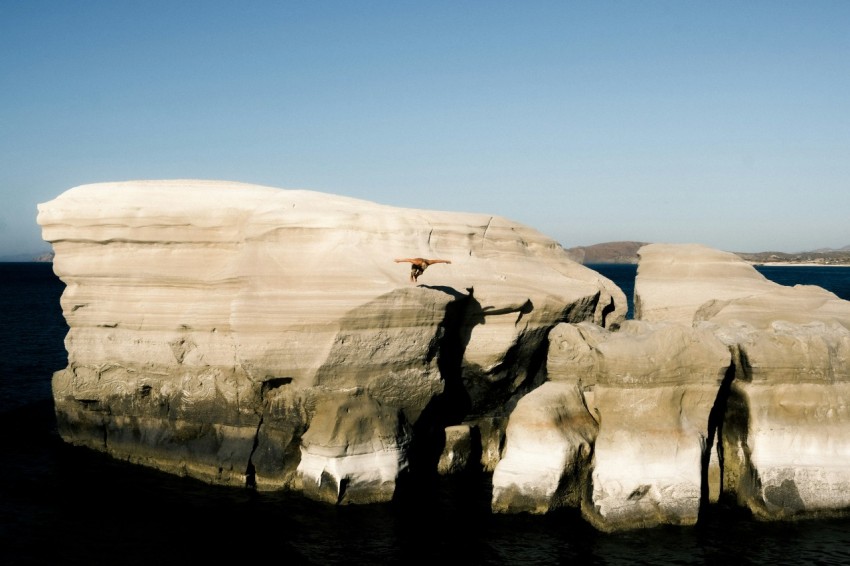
[496,321,730,529]
[37,180,625,502]
[493,244,850,531]
[491,381,597,514]
[634,243,850,523]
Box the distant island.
[565,241,850,266]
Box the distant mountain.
[564,241,650,264]
[734,249,850,265]
[811,245,850,253]
[566,242,850,266]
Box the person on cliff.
[394,257,451,283]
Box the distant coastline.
[747,261,850,267]
[567,241,850,266]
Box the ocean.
[3,261,850,565]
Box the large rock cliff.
[38,184,850,531]
[37,180,624,503]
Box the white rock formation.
[635,243,850,522]
[295,392,410,503]
[711,320,850,519]
[38,180,625,502]
[491,381,597,513]
[522,320,730,530]
[635,243,850,329]
[583,321,731,531]
[492,320,731,528]
[634,243,783,324]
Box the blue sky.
[2,1,848,258]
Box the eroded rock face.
[711,321,850,519]
[499,321,730,530]
[491,382,597,514]
[41,185,850,529]
[497,241,850,530]
[583,321,731,531]
[635,243,850,523]
[37,180,625,502]
[296,392,410,504]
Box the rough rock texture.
[635,243,850,523]
[507,321,730,530]
[494,243,850,530]
[37,180,625,503]
[437,424,476,475]
[491,381,597,514]
[710,320,850,520]
[582,321,731,531]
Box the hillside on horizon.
[565,242,850,266]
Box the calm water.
[588,263,850,320]
[3,262,850,565]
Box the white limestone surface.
[491,382,597,514]
[38,180,625,500]
[713,321,850,519]
[537,320,732,530]
[634,243,783,325]
[635,243,850,522]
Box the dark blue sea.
[3,262,850,565]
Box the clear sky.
[2,1,848,258]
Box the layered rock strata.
[493,243,850,530]
[38,180,625,503]
[635,243,850,329]
[636,244,850,522]
[491,381,597,514]
[708,321,850,519]
[494,321,730,530]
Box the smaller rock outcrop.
[491,382,597,514]
[712,320,850,520]
[634,244,780,324]
[296,392,410,504]
[582,321,731,531]
[493,320,731,531]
